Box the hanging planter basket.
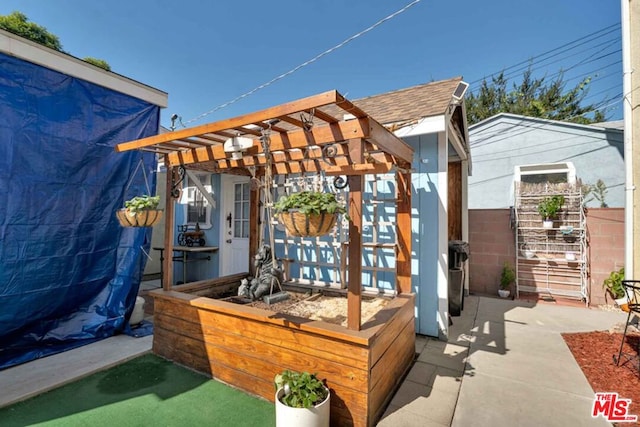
[278,211,337,237]
[118,158,162,228]
[116,208,163,228]
[273,191,346,238]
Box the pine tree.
[466,67,606,125]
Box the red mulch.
[563,331,640,426]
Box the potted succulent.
[499,262,515,298]
[274,370,330,427]
[537,195,564,229]
[603,267,630,312]
[274,191,347,237]
[116,195,162,227]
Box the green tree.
[0,11,112,71]
[0,11,62,51]
[83,57,111,71]
[466,67,606,125]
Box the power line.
[182,0,422,126]
[491,32,621,87]
[466,25,621,107]
[467,23,620,89]
[563,60,622,84]
[521,38,620,81]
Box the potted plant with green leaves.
[116,195,162,227]
[603,267,630,312]
[537,195,565,229]
[499,262,515,298]
[274,191,347,237]
[274,370,330,427]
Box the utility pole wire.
[467,23,620,88]
[183,0,422,126]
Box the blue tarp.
[0,52,160,369]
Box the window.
[514,162,576,185]
[233,182,250,238]
[182,173,213,229]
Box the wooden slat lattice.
[272,174,398,295]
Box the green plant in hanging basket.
[273,191,346,216]
[117,195,162,227]
[274,191,347,237]
[124,195,160,213]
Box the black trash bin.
[448,240,469,316]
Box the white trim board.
[437,131,449,339]
[0,29,167,107]
[394,115,446,137]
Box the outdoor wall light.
[223,135,254,160]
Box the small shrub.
[603,267,625,299]
[500,262,515,290]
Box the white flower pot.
[542,220,554,229]
[498,289,510,298]
[129,296,146,325]
[275,387,330,427]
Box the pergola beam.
[115,90,344,153]
[164,119,371,168]
[367,119,414,166]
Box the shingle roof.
[351,76,463,125]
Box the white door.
[220,175,251,276]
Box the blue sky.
[0,1,622,128]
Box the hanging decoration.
[238,121,287,304]
[274,191,344,237]
[116,157,163,227]
[273,146,348,238]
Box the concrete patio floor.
[379,295,628,427]
[0,294,630,426]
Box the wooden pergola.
[116,91,417,426]
[116,90,414,330]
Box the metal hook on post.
[170,166,186,199]
[300,109,315,132]
[333,176,348,190]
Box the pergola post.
[347,174,363,331]
[162,162,176,291]
[347,138,364,331]
[396,171,412,294]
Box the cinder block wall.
[587,208,625,306]
[468,208,625,306]
[468,209,516,296]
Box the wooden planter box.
[150,277,415,427]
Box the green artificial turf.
[0,354,275,427]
